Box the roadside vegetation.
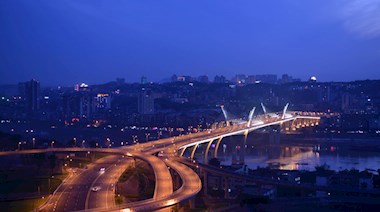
[116,160,155,204]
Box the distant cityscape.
[2,1,380,211]
[0,73,379,149]
[1,74,380,211]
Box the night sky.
[1,0,380,86]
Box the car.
[91,186,100,192]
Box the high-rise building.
[141,76,148,84]
[138,88,154,114]
[342,93,351,113]
[246,75,256,84]
[214,75,226,83]
[80,95,93,119]
[95,93,111,110]
[232,74,246,84]
[279,74,293,84]
[198,75,209,83]
[177,76,193,82]
[62,93,81,119]
[19,79,40,112]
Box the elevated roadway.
[0,111,321,211]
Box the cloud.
[339,0,380,38]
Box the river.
[217,136,380,171]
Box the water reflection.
[219,139,380,171]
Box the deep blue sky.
[1,0,380,86]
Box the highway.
[39,155,128,212]
[85,156,132,210]
[79,156,201,212]
[0,111,321,211]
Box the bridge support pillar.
[269,125,281,145]
[204,139,214,164]
[189,198,195,209]
[224,176,230,199]
[231,138,237,165]
[290,119,296,131]
[190,144,198,160]
[203,170,208,196]
[214,137,223,158]
[179,147,186,157]
[239,131,248,164]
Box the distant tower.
[138,88,154,114]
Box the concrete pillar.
[175,174,181,190]
[190,144,198,160]
[214,137,223,158]
[203,170,208,196]
[269,125,280,145]
[179,147,186,157]
[132,158,136,168]
[290,119,295,131]
[224,176,229,199]
[204,139,214,164]
[231,137,237,165]
[189,198,195,209]
[240,131,248,164]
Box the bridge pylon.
[190,144,199,160]
[213,137,224,158]
[204,139,214,164]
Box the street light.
[145,133,150,142]
[51,141,55,148]
[82,140,85,148]
[18,142,21,150]
[32,137,35,148]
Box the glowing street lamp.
[51,141,55,148]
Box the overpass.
[176,113,320,162]
[177,157,380,197]
[0,109,322,211]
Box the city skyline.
[0,73,376,88]
[1,0,380,86]
[2,1,380,211]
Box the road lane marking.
[85,156,123,210]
